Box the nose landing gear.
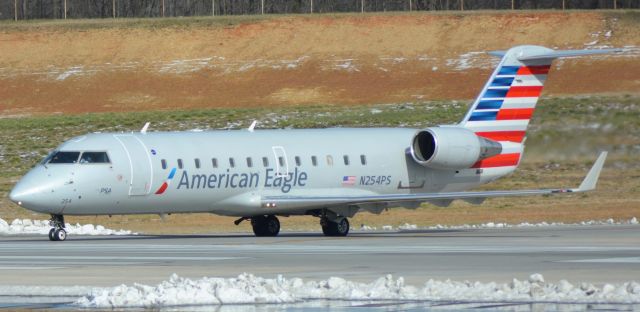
[48,214,67,241]
[251,215,280,237]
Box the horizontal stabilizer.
[518,48,622,61]
[488,50,506,58]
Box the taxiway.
[0,225,638,287]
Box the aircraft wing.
[261,152,607,211]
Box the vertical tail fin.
[461,45,620,142]
[461,45,619,169]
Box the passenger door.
[272,146,289,176]
[114,135,153,196]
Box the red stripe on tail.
[472,153,521,168]
[516,65,550,75]
[506,86,543,98]
[496,108,534,120]
[475,131,526,143]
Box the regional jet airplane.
[10,45,616,241]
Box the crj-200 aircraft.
[10,45,617,241]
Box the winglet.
[140,122,150,134]
[575,151,607,192]
[248,120,257,132]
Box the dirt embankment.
[1,12,639,116]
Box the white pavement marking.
[0,266,62,270]
[0,256,245,261]
[560,257,640,263]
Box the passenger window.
[295,156,301,167]
[79,152,110,164]
[360,155,367,165]
[278,156,285,167]
[161,159,167,169]
[212,158,218,168]
[246,157,253,168]
[177,159,183,169]
[195,158,200,169]
[262,157,269,167]
[311,156,317,166]
[326,155,333,166]
[48,151,80,164]
[343,155,350,166]
[229,158,235,168]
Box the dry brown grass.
[1,12,639,116]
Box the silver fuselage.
[10,128,514,217]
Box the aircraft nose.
[9,170,55,213]
[9,179,34,207]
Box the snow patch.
[56,66,84,81]
[76,273,640,308]
[0,218,135,236]
[445,52,496,71]
[359,218,639,232]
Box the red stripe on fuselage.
[475,131,526,143]
[506,86,543,98]
[472,153,521,168]
[496,108,534,120]
[155,182,169,195]
[516,65,550,75]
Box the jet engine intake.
[410,127,502,170]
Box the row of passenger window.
[161,155,367,170]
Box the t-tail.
[460,45,619,169]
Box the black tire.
[48,228,57,241]
[321,218,350,237]
[252,215,280,237]
[54,229,67,241]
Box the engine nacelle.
[410,127,502,170]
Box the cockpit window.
[80,152,110,164]
[48,151,81,164]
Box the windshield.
[48,151,81,164]
[79,152,110,164]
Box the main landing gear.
[48,214,67,241]
[321,216,350,237]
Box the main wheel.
[321,217,350,237]
[251,215,280,237]
[54,229,67,241]
[48,228,57,241]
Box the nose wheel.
[48,214,67,241]
[251,215,280,237]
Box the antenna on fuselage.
[247,120,257,132]
[140,122,150,134]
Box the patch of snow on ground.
[56,66,84,81]
[445,52,496,71]
[325,59,359,72]
[0,218,135,236]
[75,273,640,308]
[361,218,638,232]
